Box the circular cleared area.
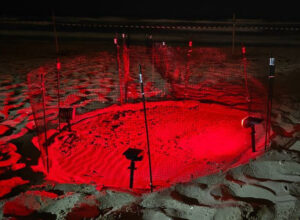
[47,100,265,191]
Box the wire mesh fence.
[27,37,269,191]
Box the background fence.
[27,36,269,190]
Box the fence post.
[115,35,124,105]
[56,58,61,131]
[139,65,153,192]
[41,72,49,173]
[265,57,275,150]
[52,11,61,131]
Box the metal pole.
[123,34,129,103]
[115,35,124,105]
[41,73,49,173]
[56,59,61,131]
[265,57,275,150]
[139,64,153,192]
[185,41,192,98]
[251,125,256,152]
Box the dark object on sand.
[123,148,143,189]
[242,116,263,152]
[59,108,74,131]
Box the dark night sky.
[1,1,300,21]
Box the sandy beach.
[0,32,300,219]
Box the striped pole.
[265,57,275,150]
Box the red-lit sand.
[25,45,268,192]
[42,100,265,191]
[1,38,300,219]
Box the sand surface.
[0,37,300,219]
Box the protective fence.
[27,37,271,191]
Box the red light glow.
[26,45,268,193]
[56,61,61,71]
[35,101,265,191]
[242,46,246,55]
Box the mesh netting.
[27,39,268,191]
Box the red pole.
[185,41,193,98]
[52,11,61,131]
[115,36,124,105]
[56,58,61,131]
[242,45,251,113]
